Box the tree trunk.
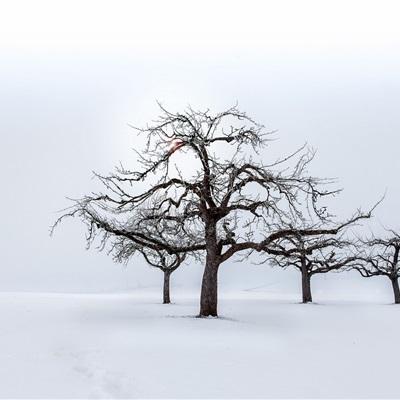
[301,268,312,303]
[163,270,171,304]
[199,221,220,317]
[390,277,400,304]
[199,260,219,317]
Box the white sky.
[1,0,400,50]
[0,0,399,295]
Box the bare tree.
[110,232,186,304]
[264,229,362,303]
[351,231,400,304]
[137,249,185,304]
[65,196,188,304]
[52,104,372,317]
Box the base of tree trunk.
[391,278,400,304]
[302,273,313,303]
[163,271,171,304]
[198,304,218,317]
[199,262,219,317]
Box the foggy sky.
[0,0,399,298]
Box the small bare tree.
[111,236,186,304]
[136,250,185,304]
[264,229,362,303]
[52,104,372,317]
[351,231,400,304]
[63,197,188,304]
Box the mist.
[1,0,399,296]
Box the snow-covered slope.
[0,290,398,398]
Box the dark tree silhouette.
[52,104,372,317]
[136,250,185,304]
[351,231,400,304]
[264,229,364,303]
[110,233,186,304]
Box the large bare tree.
[52,105,372,317]
[350,231,400,304]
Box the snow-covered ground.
[0,290,399,398]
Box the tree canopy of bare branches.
[350,230,400,303]
[264,227,363,303]
[52,104,373,316]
